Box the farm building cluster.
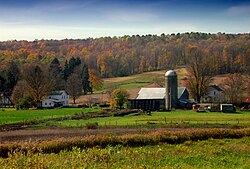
[128,70,195,110]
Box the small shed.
[220,104,235,113]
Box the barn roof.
[136,87,187,100]
[136,88,165,99]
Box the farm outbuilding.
[128,70,193,111]
[128,87,190,111]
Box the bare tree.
[222,73,249,104]
[66,73,82,104]
[186,45,213,103]
[23,64,52,104]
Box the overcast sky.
[0,0,250,41]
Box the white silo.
[165,70,178,110]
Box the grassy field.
[36,110,250,128]
[0,107,249,168]
[0,137,249,168]
[0,108,100,125]
[1,107,249,128]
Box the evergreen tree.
[82,63,92,95]
[3,62,20,105]
[49,58,64,90]
[63,60,69,81]
[0,74,5,94]
[63,57,82,81]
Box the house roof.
[50,90,68,96]
[43,98,61,103]
[136,87,187,100]
[209,85,223,92]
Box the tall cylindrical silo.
[165,70,178,110]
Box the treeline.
[0,58,103,107]
[0,32,249,78]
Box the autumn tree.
[111,88,130,109]
[23,65,52,104]
[11,80,29,104]
[66,73,82,104]
[186,45,213,103]
[222,73,249,104]
[89,69,103,90]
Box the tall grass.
[0,128,249,158]
[0,137,249,168]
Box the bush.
[15,96,35,110]
[86,122,98,129]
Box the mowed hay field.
[75,68,188,104]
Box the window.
[49,103,51,105]
[45,102,47,105]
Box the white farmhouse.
[202,85,225,103]
[42,90,69,108]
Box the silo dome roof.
[165,70,177,76]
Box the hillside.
[1,33,249,79]
[75,67,230,104]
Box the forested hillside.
[0,32,249,77]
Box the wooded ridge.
[0,32,249,78]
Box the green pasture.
[0,137,249,168]
[95,82,150,93]
[0,108,100,125]
[1,107,249,128]
[39,110,250,128]
[95,70,167,92]
[94,68,187,93]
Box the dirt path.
[0,127,181,143]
